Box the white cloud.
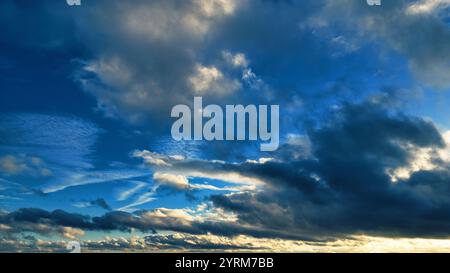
[153,172,190,190]
[132,150,173,167]
[387,130,450,182]
[41,169,149,193]
[61,227,85,240]
[134,149,266,187]
[196,0,238,17]
[73,0,246,123]
[118,191,156,212]
[153,171,257,192]
[189,64,241,95]
[0,155,28,175]
[406,0,450,15]
[222,51,249,68]
[116,181,148,201]
[124,0,239,39]
[245,157,275,165]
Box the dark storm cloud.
[207,100,450,238]
[4,208,92,230]
[91,210,316,240]
[0,206,316,241]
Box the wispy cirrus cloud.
[40,169,150,194]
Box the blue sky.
[2,0,450,252]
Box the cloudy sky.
[2,0,450,252]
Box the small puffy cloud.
[131,150,173,167]
[153,172,190,190]
[61,227,85,240]
[222,51,249,68]
[0,154,52,177]
[189,64,241,96]
[0,155,27,175]
[196,0,238,17]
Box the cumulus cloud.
[222,51,249,68]
[208,100,450,238]
[70,0,250,124]
[189,64,241,96]
[153,172,190,190]
[128,99,450,239]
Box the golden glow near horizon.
[13,234,450,253]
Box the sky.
[2,0,450,252]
